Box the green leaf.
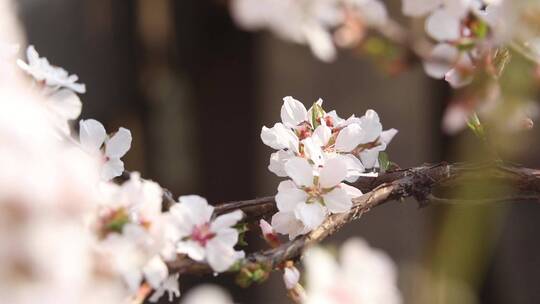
[310,102,325,129]
[234,222,249,246]
[378,152,390,172]
[472,19,488,39]
[466,112,486,139]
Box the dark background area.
[16,0,540,303]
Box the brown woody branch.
[166,161,540,275]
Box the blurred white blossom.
[303,238,402,304]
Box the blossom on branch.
[168,195,245,272]
[79,119,132,181]
[262,97,395,239]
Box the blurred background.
[16,0,540,303]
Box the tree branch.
[166,161,540,275]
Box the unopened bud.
[260,219,281,248]
[283,266,300,290]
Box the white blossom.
[79,119,132,181]
[303,238,402,304]
[17,45,86,93]
[169,195,245,272]
[271,157,362,239]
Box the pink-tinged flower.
[79,119,132,180]
[169,195,245,272]
[304,238,402,304]
[283,265,301,290]
[271,157,362,239]
[17,45,86,93]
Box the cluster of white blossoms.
[262,97,397,239]
[404,0,507,88]
[231,0,388,62]
[3,42,247,303]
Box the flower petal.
[319,157,348,188]
[142,256,168,289]
[48,89,82,120]
[425,9,461,41]
[261,123,299,152]
[176,240,206,261]
[105,127,132,158]
[294,202,327,230]
[211,210,243,231]
[323,187,353,213]
[271,211,307,240]
[423,43,458,79]
[101,158,124,181]
[284,157,314,187]
[178,195,214,225]
[79,119,106,153]
[335,123,362,152]
[276,180,308,212]
[206,238,244,272]
[268,150,294,177]
[281,96,307,128]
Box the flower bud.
[259,219,281,248]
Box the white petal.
[425,9,461,41]
[268,150,294,177]
[319,157,348,188]
[302,23,336,62]
[142,256,168,289]
[283,267,300,289]
[79,119,106,152]
[178,195,214,225]
[443,0,472,18]
[211,210,243,231]
[360,149,380,169]
[302,137,325,167]
[105,127,132,158]
[276,180,308,212]
[284,157,314,187]
[214,227,240,247]
[294,202,327,230]
[340,183,363,198]
[358,0,388,27]
[402,0,443,16]
[281,96,307,128]
[340,154,366,183]
[445,67,473,88]
[261,123,299,152]
[323,187,353,213]
[359,109,383,143]
[176,240,206,261]
[335,123,362,152]
[101,158,124,181]
[271,211,307,240]
[48,89,82,120]
[206,238,243,272]
[381,128,398,145]
[423,43,458,79]
[312,124,332,146]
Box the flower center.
[191,223,215,246]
